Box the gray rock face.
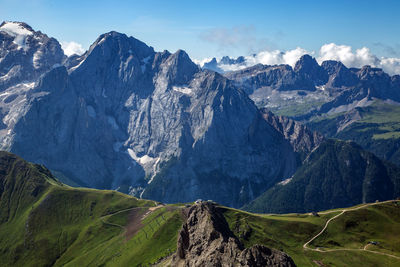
[321,60,358,88]
[172,202,296,267]
[0,21,65,152]
[225,63,317,94]
[0,21,65,91]
[224,55,400,121]
[260,109,324,155]
[0,23,298,207]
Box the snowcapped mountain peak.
[0,21,65,92]
[0,21,34,50]
[0,21,34,36]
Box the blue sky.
[1,0,399,61]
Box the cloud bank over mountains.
[196,43,400,75]
[61,41,85,56]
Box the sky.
[1,0,400,73]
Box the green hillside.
[1,151,399,266]
[308,100,400,166]
[222,200,400,266]
[243,139,400,214]
[0,151,183,267]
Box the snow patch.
[0,22,33,36]
[33,50,43,69]
[173,85,192,95]
[126,148,160,184]
[0,22,33,50]
[127,149,156,165]
[278,178,292,186]
[97,36,107,45]
[21,82,35,88]
[69,59,85,72]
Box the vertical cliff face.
[260,109,324,155]
[0,22,65,152]
[172,202,296,267]
[0,23,299,207]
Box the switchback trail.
[303,200,400,260]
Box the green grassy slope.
[0,151,183,267]
[307,100,400,166]
[222,201,400,267]
[1,151,400,267]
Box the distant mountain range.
[1,21,400,211]
[208,54,400,167]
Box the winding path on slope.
[303,200,400,260]
[100,202,162,232]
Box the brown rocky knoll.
[171,202,296,267]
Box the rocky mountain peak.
[220,55,246,65]
[0,21,64,91]
[321,60,358,88]
[294,54,328,85]
[358,65,386,79]
[76,31,155,72]
[321,60,346,75]
[0,21,34,36]
[293,55,317,72]
[0,25,299,208]
[172,202,296,266]
[162,49,199,85]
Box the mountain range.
[211,54,400,168]
[1,21,400,212]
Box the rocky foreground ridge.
[171,202,296,266]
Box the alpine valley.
[1,21,400,266]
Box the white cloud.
[317,43,379,69]
[380,58,400,75]
[317,43,400,75]
[208,47,311,72]
[197,43,400,75]
[61,41,85,57]
[192,57,214,67]
[246,47,310,67]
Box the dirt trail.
[100,204,164,240]
[303,200,400,260]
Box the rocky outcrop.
[172,202,296,267]
[321,60,358,89]
[294,55,328,86]
[261,109,324,155]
